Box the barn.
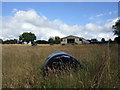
[61,35,90,44]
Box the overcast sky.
[1,2,119,41]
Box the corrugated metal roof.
[61,35,84,39]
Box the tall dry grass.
[2,44,119,88]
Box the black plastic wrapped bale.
[31,41,37,46]
[42,51,81,76]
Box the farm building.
[61,35,90,44]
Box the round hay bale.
[42,51,81,76]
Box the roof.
[61,35,84,39]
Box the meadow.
[2,44,120,88]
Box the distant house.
[61,35,90,44]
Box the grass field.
[2,44,120,88]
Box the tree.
[3,39,17,44]
[112,19,120,44]
[19,32,36,44]
[101,38,105,43]
[112,19,120,36]
[108,39,112,43]
[48,36,61,44]
[35,40,48,44]
[48,37,54,44]
[0,39,3,44]
[55,36,61,44]
[114,37,120,44]
[91,38,98,42]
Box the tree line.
[0,19,120,44]
[0,33,61,44]
[0,34,117,44]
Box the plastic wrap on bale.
[42,51,81,76]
